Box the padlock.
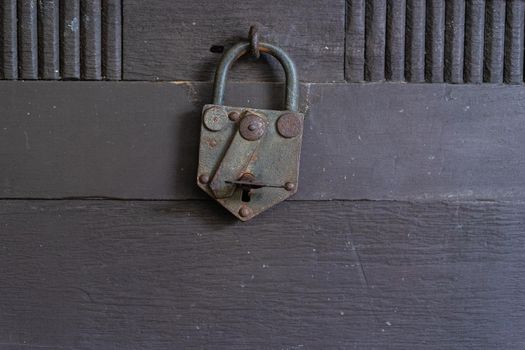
[197,28,304,221]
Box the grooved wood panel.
[0,0,18,79]
[346,0,525,84]
[1,81,525,201]
[0,199,524,349]
[0,0,121,80]
[405,0,426,82]
[122,0,346,82]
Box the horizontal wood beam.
[123,0,345,82]
[1,81,524,201]
[0,199,524,349]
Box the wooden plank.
[444,0,466,83]
[60,0,81,79]
[17,0,38,79]
[484,0,506,83]
[123,0,345,82]
[1,81,525,201]
[365,0,387,81]
[0,199,524,349]
[405,0,426,82]
[425,0,446,82]
[80,0,102,80]
[504,0,525,84]
[102,0,122,80]
[385,0,405,81]
[38,0,60,80]
[346,0,366,82]
[0,0,17,79]
[464,0,485,83]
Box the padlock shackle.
[213,42,299,112]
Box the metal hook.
[249,25,260,59]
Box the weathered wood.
[123,0,345,82]
[365,0,387,81]
[484,0,506,83]
[102,0,122,80]
[38,0,60,80]
[1,81,525,201]
[346,0,366,82]
[17,0,38,79]
[445,0,465,83]
[60,0,81,79]
[425,0,445,82]
[504,0,525,84]
[385,0,405,81]
[81,0,102,80]
[0,0,17,79]
[405,0,426,82]
[0,199,524,349]
[464,0,485,83]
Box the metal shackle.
[212,42,299,112]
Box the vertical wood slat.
[385,0,405,81]
[406,0,426,82]
[426,0,445,82]
[0,0,17,79]
[484,0,506,83]
[464,0,485,83]
[504,0,525,84]
[346,0,366,82]
[61,0,81,79]
[18,0,38,79]
[444,0,466,83]
[81,0,102,80]
[38,0,60,79]
[365,0,386,81]
[102,0,122,80]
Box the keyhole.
[242,189,251,202]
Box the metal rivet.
[240,113,266,141]
[284,182,295,191]
[239,206,253,218]
[228,111,241,122]
[199,174,210,184]
[277,113,302,138]
[203,106,228,131]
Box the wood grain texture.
[464,0,485,83]
[346,0,366,81]
[425,0,446,82]
[60,0,81,79]
[0,199,524,349]
[405,0,426,82]
[1,81,525,201]
[17,0,38,79]
[123,0,345,82]
[80,0,102,80]
[0,0,17,79]
[484,0,506,83]
[365,0,387,81]
[38,0,60,80]
[385,0,405,81]
[102,0,121,80]
[445,0,465,83]
[504,0,525,84]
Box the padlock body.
[197,104,304,221]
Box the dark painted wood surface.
[1,82,525,201]
[0,0,121,80]
[0,0,18,79]
[0,199,524,350]
[123,0,345,82]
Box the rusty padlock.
[197,28,304,221]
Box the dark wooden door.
[1,1,525,349]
